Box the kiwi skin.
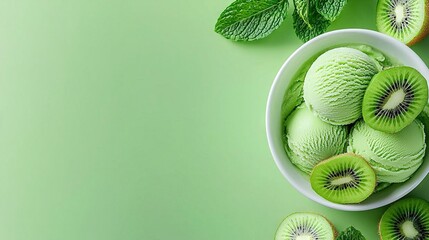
[324,214,338,240]
[378,219,384,240]
[408,0,429,45]
[275,212,338,240]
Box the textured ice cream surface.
[284,104,348,174]
[303,47,379,125]
[348,120,426,183]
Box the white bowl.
[266,29,429,211]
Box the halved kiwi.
[275,212,337,240]
[379,198,429,240]
[362,66,428,133]
[310,153,376,204]
[377,0,429,46]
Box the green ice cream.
[303,47,379,125]
[284,104,348,174]
[281,45,395,122]
[348,120,426,183]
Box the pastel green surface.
[348,120,426,183]
[304,47,379,125]
[284,104,348,174]
[0,0,427,240]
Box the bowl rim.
[266,28,429,211]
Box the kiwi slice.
[275,212,337,240]
[310,153,376,204]
[379,198,429,240]
[362,66,428,133]
[376,0,429,45]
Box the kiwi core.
[326,169,360,190]
[295,235,313,240]
[331,175,355,186]
[394,4,406,24]
[293,229,317,240]
[383,88,406,109]
[400,220,419,238]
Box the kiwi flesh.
[275,212,337,240]
[362,66,428,134]
[310,153,376,204]
[377,0,429,46]
[379,198,429,240]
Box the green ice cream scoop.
[348,120,426,183]
[284,104,348,174]
[304,47,379,125]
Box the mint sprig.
[292,1,330,42]
[294,0,311,26]
[316,0,348,21]
[215,0,349,42]
[336,226,366,240]
[214,0,289,41]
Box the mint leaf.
[293,0,310,26]
[215,0,288,41]
[316,0,347,21]
[293,2,330,42]
[336,226,366,240]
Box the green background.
[0,0,428,239]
